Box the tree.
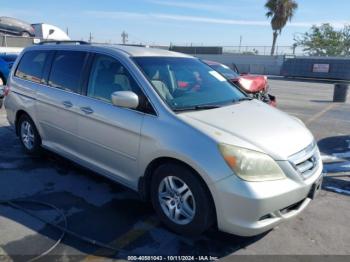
[295,24,350,56]
[265,0,298,55]
[341,25,350,56]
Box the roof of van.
[29,42,193,58]
[109,45,192,58]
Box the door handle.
[80,106,94,114]
[62,101,73,108]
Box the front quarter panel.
[138,114,234,185]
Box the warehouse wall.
[195,54,285,75]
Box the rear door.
[35,50,89,155]
[76,53,147,186]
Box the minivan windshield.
[133,57,246,111]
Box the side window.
[87,54,143,103]
[48,51,87,93]
[15,51,48,83]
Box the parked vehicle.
[0,54,17,108]
[0,85,4,108]
[4,43,323,236]
[0,54,18,85]
[204,60,276,106]
[32,23,70,41]
[0,17,35,37]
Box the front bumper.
[210,159,323,236]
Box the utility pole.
[239,35,242,53]
[88,32,93,43]
[292,43,297,55]
[121,31,128,45]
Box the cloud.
[85,11,269,26]
[84,10,350,28]
[1,8,40,19]
[147,0,234,12]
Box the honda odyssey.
[4,42,323,236]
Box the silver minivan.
[3,42,323,236]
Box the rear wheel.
[151,163,215,236]
[18,114,41,154]
[21,31,30,37]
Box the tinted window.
[48,51,87,93]
[15,51,48,83]
[210,64,240,79]
[87,54,143,102]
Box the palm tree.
[265,0,298,55]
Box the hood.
[178,100,313,160]
[236,75,267,93]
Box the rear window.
[48,51,87,93]
[15,51,48,83]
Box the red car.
[204,60,276,106]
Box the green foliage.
[296,24,350,56]
[265,0,298,32]
[265,0,298,55]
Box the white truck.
[32,23,70,41]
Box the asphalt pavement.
[0,78,349,261]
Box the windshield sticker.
[209,71,226,81]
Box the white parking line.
[321,155,342,162]
[325,186,350,195]
[333,151,350,158]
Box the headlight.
[219,144,286,182]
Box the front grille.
[289,141,319,179]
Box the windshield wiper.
[231,97,253,104]
[195,104,221,109]
[173,104,221,112]
[238,97,253,102]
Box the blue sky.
[1,0,350,46]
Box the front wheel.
[151,163,215,236]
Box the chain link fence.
[0,34,343,57]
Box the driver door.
[76,53,145,187]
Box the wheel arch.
[138,157,217,224]
[15,110,32,136]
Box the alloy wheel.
[20,121,35,150]
[158,176,196,225]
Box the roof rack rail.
[37,40,90,45]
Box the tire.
[151,163,215,236]
[21,31,30,37]
[17,114,41,154]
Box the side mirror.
[111,91,139,109]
